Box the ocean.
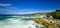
[0,15,44,28]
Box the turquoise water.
[0,15,44,28]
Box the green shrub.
[51,10,60,19]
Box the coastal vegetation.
[51,10,60,19]
[32,10,60,28]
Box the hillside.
[50,10,60,19]
[31,10,60,28]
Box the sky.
[0,0,60,14]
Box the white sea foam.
[0,18,43,28]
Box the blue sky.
[0,0,60,14]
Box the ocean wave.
[0,18,44,28]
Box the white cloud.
[0,7,21,14]
[0,3,11,7]
[0,3,40,14]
